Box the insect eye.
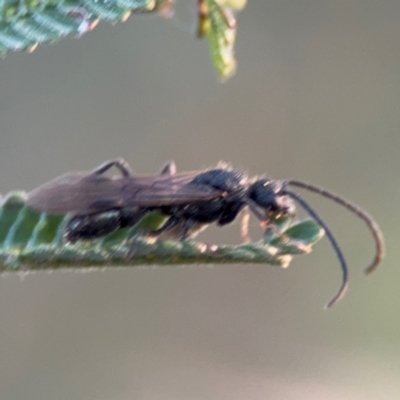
[248,180,278,206]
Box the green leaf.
[0,190,324,272]
[0,0,172,54]
[0,0,248,80]
[197,0,247,80]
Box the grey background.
[1,1,400,399]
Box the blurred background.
[1,1,400,399]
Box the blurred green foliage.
[0,0,246,79]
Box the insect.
[27,159,385,308]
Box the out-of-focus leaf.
[0,0,248,80]
[0,0,172,54]
[197,0,247,79]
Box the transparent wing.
[27,171,223,214]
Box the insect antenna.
[283,189,349,308]
[287,180,385,276]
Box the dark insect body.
[27,159,385,308]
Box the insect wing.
[27,172,127,214]
[121,172,223,207]
[27,171,224,214]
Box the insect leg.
[159,160,177,175]
[127,214,185,256]
[90,158,134,177]
[245,198,268,222]
[179,218,197,241]
[240,207,251,243]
